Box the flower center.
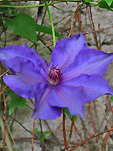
[48,67,62,85]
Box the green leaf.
[5,13,37,43]
[36,132,41,136]
[110,96,113,101]
[36,24,63,39]
[9,93,26,115]
[34,128,39,132]
[37,135,46,142]
[43,131,52,135]
[105,0,113,6]
[44,137,48,140]
[84,0,93,2]
[109,1,113,7]
[65,108,77,122]
[98,0,113,10]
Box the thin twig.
[80,118,91,139]
[43,120,62,150]
[9,116,36,137]
[78,3,82,32]
[68,116,74,146]
[32,118,36,151]
[37,43,53,52]
[0,114,13,151]
[0,85,7,96]
[39,37,53,52]
[102,130,112,146]
[87,6,99,49]
[73,123,89,151]
[85,25,113,36]
[98,24,101,50]
[0,69,9,78]
[3,92,6,151]
[61,13,74,35]
[54,14,72,26]
[69,127,113,151]
[39,119,43,136]
[89,102,98,142]
[93,101,99,132]
[70,14,78,37]
[63,109,68,151]
[6,121,17,150]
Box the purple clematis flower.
[0,33,113,120]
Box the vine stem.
[63,109,68,151]
[0,1,61,8]
[32,118,36,151]
[44,0,56,47]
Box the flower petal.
[3,58,48,98]
[0,43,48,74]
[48,85,86,118]
[32,85,62,120]
[62,74,113,102]
[63,48,113,81]
[3,75,35,98]
[51,33,87,71]
[0,44,38,64]
[7,57,45,82]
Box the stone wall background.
[0,1,113,151]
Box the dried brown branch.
[3,92,7,151]
[87,6,99,49]
[89,102,98,142]
[63,109,68,151]
[68,116,74,146]
[32,118,36,151]
[73,123,89,151]
[69,127,113,151]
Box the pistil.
[48,66,62,85]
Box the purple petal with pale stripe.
[32,84,62,120]
[61,74,113,102]
[3,59,46,98]
[51,33,87,71]
[63,48,113,81]
[0,44,49,74]
[48,85,86,118]
[4,75,35,98]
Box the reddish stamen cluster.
[48,67,62,85]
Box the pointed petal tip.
[72,32,83,39]
[22,42,28,48]
[108,88,113,96]
[69,106,85,120]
